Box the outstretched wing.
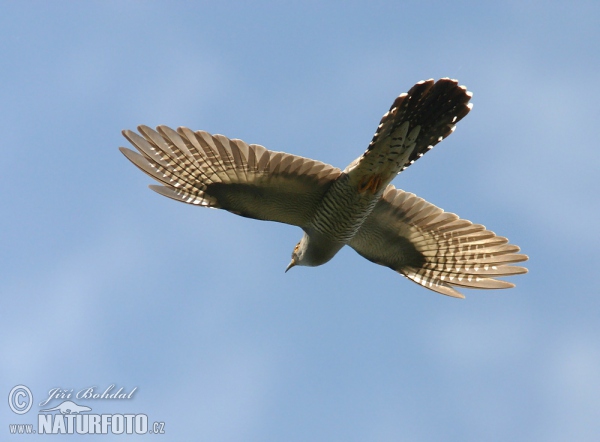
[120,125,341,227]
[350,185,528,298]
[345,78,472,193]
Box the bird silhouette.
[120,78,527,298]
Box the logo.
[7,384,166,435]
[40,400,92,414]
[8,385,33,415]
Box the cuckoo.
[120,78,528,298]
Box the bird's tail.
[345,78,473,181]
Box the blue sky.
[1,1,599,440]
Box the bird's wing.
[344,79,472,193]
[349,185,528,298]
[120,125,342,227]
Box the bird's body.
[120,78,528,298]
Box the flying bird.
[120,78,527,298]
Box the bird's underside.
[120,78,528,298]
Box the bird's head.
[285,232,342,272]
[285,240,305,272]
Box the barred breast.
[309,173,382,244]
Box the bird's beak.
[285,260,296,273]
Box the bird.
[120,78,528,298]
